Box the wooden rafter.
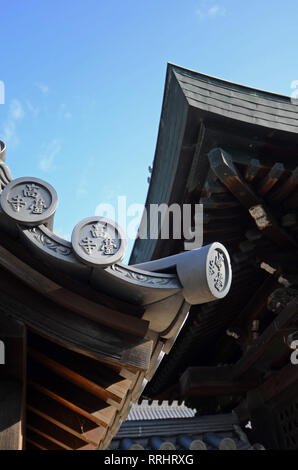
[180,299,298,398]
[208,148,298,249]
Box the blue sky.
[1,0,298,262]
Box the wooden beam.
[225,274,280,341]
[208,148,298,249]
[28,331,132,403]
[0,381,25,450]
[257,163,285,197]
[26,429,66,450]
[0,245,149,339]
[0,229,143,319]
[245,159,262,183]
[28,380,113,429]
[27,388,105,446]
[28,348,124,408]
[180,366,258,397]
[267,166,298,204]
[0,315,26,450]
[236,300,298,377]
[180,299,298,400]
[0,269,152,371]
[199,196,240,210]
[209,149,261,208]
[27,409,96,450]
[260,363,298,403]
[205,179,228,197]
[27,406,98,449]
[0,314,26,382]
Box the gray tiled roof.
[173,65,298,133]
[111,413,263,450]
[126,400,196,421]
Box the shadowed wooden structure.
[0,138,232,450]
[131,64,298,450]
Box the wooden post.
[0,314,26,450]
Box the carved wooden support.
[180,299,298,399]
[208,147,298,249]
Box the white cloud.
[208,4,226,17]
[39,139,61,172]
[196,3,226,20]
[2,121,16,143]
[10,99,24,120]
[35,82,49,95]
[0,99,24,145]
[26,100,40,116]
[58,104,72,120]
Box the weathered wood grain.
[0,245,149,338]
[0,380,24,450]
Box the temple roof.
[126,399,196,420]
[129,64,298,431]
[130,63,298,264]
[170,63,298,133]
[0,136,232,450]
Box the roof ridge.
[167,62,294,102]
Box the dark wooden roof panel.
[174,67,298,132]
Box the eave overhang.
[0,139,232,450]
[130,63,298,264]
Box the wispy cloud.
[0,99,25,146]
[58,103,72,120]
[35,82,49,95]
[2,121,16,143]
[76,156,94,197]
[26,99,40,116]
[39,139,61,172]
[10,99,24,120]
[196,3,226,20]
[208,4,226,16]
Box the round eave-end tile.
[0,176,58,226]
[206,242,232,299]
[0,140,6,162]
[71,216,127,267]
